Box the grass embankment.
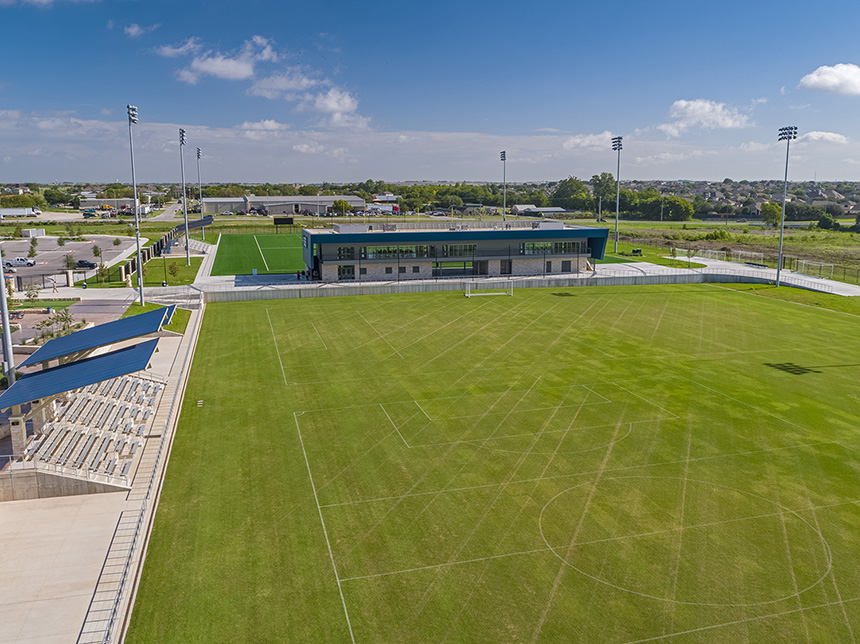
[128,285,860,643]
[122,302,191,334]
[78,257,202,288]
[10,299,77,310]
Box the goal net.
[733,250,765,265]
[695,249,727,261]
[796,260,834,279]
[465,280,514,297]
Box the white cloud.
[157,37,201,58]
[240,119,288,131]
[301,87,369,129]
[658,99,750,137]
[799,63,860,95]
[799,130,849,145]
[562,130,613,151]
[293,142,325,154]
[100,108,112,116]
[175,36,280,84]
[0,0,99,5]
[124,23,159,38]
[249,68,325,99]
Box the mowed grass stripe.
[127,285,860,643]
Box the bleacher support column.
[9,405,26,458]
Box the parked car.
[76,259,97,269]
[83,210,98,219]
[3,257,35,268]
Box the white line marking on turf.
[311,322,328,350]
[380,404,410,447]
[265,309,288,386]
[615,596,860,644]
[414,400,432,421]
[293,413,356,643]
[253,235,270,272]
[318,441,834,508]
[356,310,404,359]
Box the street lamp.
[0,250,15,385]
[196,147,204,241]
[500,151,507,223]
[612,136,623,253]
[127,105,145,305]
[776,125,798,287]
[179,128,190,266]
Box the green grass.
[211,233,304,275]
[10,299,77,310]
[128,284,860,643]
[77,257,202,288]
[122,302,191,334]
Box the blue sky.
[3,0,860,183]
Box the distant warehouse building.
[202,194,365,215]
[301,220,608,281]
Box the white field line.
[356,310,404,359]
[414,400,432,421]
[380,403,410,447]
[265,309,288,386]
[318,441,834,509]
[253,235,270,272]
[337,498,860,583]
[612,382,681,420]
[615,597,860,644]
[666,433,692,630]
[311,322,328,350]
[293,412,356,644]
[775,484,813,643]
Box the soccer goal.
[796,260,834,279]
[695,249,727,261]
[733,250,765,265]
[465,280,514,297]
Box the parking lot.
[0,234,137,281]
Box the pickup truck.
[3,257,35,268]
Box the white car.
[3,257,35,268]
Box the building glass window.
[385,266,393,274]
[562,260,572,272]
[337,265,355,280]
[399,266,406,273]
[336,246,355,260]
[412,266,420,273]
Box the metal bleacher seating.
[19,374,165,483]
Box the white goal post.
[465,280,514,298]
[733,250,765,265]
[796,260,834,279]
[695,249,727,261]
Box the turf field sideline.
[211,233,304,275]
[127,284,860,643]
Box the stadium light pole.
[0,251,15,385]
[612,136,623,253]
[196,147,204,241]
[500,151,507,223]
[776,125,798,287]
[179,128,190,266]
[127,105,145,305]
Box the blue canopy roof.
[0,338,159,410]
[20,306,169,367]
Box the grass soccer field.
[211,233,303,275]
[127,284,860,643]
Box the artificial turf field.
[127,284,860,643]
[210,233,303,275]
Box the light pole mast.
[500,150,506,223]
[611,136,623,253]
[196,147,204,241]
[0,250,15,385]
[179,128,190,266]
[776,125,798,287]
[127,105,144,305]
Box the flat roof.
[302,226,608,244]
[0,339,159,410]
[20,306,171,368]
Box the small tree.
[25,282,40,303]
[97,263,109,283]
[5,276,13,299]
[113,237,121,246]
[686,248,694,267]
[92,245,102,259]
[670,247,677,259]
[57,237,66,247]
[28,237,38,258]
[62,254,77,271]
[168,261,179,278]
[52,309,74,332]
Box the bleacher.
[19,374,165,484]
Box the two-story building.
[301,220,608,281]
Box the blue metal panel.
[20,307,169,367]
[163,305,176,325]
[304,227,610,258]
[0,339,159,410]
